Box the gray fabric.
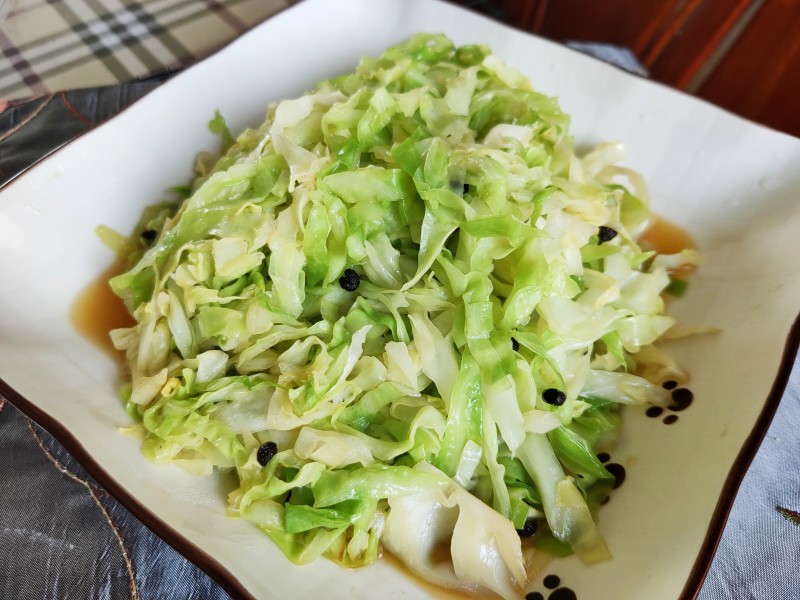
[566,41,650,77]
[697,361,800,600]
[0,400,230,600]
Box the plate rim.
[1,0,798,597]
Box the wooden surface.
[490,0,799,138]
[697,0,800,137]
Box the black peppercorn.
[511,337,520,352]
[516,518,537,537]
[339,268,361,292]
[597,226,618,244]
[256,441,278,466]
[141,229,157,241]
[542,388,566,406]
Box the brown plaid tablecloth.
[0,0,290,100]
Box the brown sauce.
[70,260,133,366]
[381,543,553,599]
[380,551,496,600]
[641,216,697,280]
[641,216,696,254]
[430,540,453,565]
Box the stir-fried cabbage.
[109,34,694,598]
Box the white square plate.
[2,0,800,598]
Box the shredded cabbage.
[110,34,695,598]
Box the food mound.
[110,34,696,599]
